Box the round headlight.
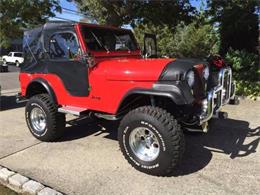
[186,70,195,87]
[203,66,210,80]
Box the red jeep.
[17,22,236,176]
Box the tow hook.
[185,121,209,133]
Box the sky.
[51,0,83,21]
[51,0,205,22]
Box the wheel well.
[117,94,179,117]
[26,82,48,98]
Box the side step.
[16,93,28,103]
[58,106,88,116]
[94,113,119,120]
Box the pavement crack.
[0,142,42,160]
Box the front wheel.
[118,106,184,176]
[25,94,65,142]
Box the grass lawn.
[0,184,18,195]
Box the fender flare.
[26,78,57,103]
[116,83,194,114]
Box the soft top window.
[81,26,138,52]
[49,32,80,59]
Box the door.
[46,31,89,97]
[143,33,157,58]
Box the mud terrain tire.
[25,94,65,141]
[118,106,184,176]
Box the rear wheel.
[118,106,184,176]
[25,94,65,141]
[15,60,19,67]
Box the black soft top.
[21,22,76,72]
[22,22,90,97]
[24,21,75,33]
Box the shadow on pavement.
[171,119,259,176]
[60,116,260,176]
[60,116,118,142]
[0,95,26,111]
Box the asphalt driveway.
[0,65,20,90]
[0,90,259,195]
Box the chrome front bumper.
[199,67,234,125]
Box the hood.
[99,58,174,81]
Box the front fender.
[117,81,194,114]
[152,81,194,105]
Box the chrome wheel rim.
[129,127,160,162]
[30,107,47,133]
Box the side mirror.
[143,33,157,58]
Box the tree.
[207,0,259,54]
[75,0,197,28]
[134,21,219,58]
[0,0,61,48]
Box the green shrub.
[167,22,219,58]
[235,80,260,99]
[225,49,260,98]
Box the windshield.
[81,26,138,52]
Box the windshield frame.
[79,23,141,56]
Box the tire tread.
[119,106,184,176]
[26,94,65,141]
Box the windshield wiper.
[90,31,109,52]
